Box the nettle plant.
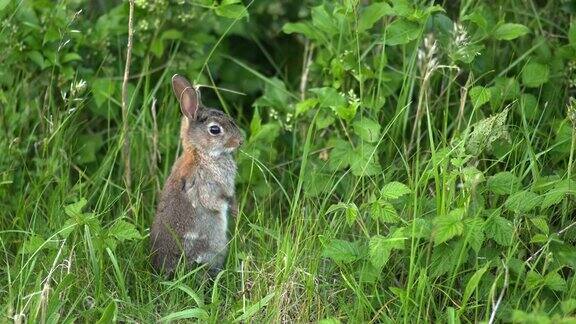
[247,0,576,319]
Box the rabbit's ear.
[172,74,201,120]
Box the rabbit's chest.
[184,158,236,211]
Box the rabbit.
[150,74,244,276]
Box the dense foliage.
[1,0,576,322]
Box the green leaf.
[161,308,209,322]
[484,214,514,246]
[486,171,521,195]
[328,139,353,171]
[464,217,485,253]
[350,143,381,177]
[161,29,183,40]
[541,181,571,209]
[253,77,289,108]
[310,87,346,110]
[322,238,361,263]
[561,299,576,315]
[525,270,543,290]
[433,208,465,245]
[493,23,530,40]
[326,202,359,225]
[96,301,117,324]
[22,235,46,254]
[461,263,489,309]
[570,20,576,47]
[469,86,491,109]
[465,108,510,156]
[544,272,566,291]
[282,22,320,40]
[27,50,46,69]
[371,200,399,223]
[64,198,88,218]
[311,5,337,37]
[215,2,248,19]
[62,53,82,63]
[150,38,164,58]
[530,217,549,235]
[0,0,9,11]
[108,220,142,242]
[352,118,381,143]
[369,235,392,268]
[295,98,318,117]
[504,190,542,213]
[522,62,549,88]
[386,19,421,45]
[91,78,117,108]
[380,181,411,200]
[358,2,393,32]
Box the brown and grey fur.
[150,74,243,275]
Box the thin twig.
[488,260,509,324]
[526,220,576,263]
[150,97,160,189]
[122,0,135,194]
[299,40,314,101]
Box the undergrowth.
[1,0,576,322]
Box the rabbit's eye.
[209,125,221,135]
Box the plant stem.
[122,0,135,195]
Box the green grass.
[2,0,576,322]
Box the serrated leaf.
[484,214,514,246]
[526,270,543,290]
[464,217,485,253]
[108,220,142,242]
[322,238,360,263]
[493,23,530,40]
[358,2,394,32]
[410,218,432,239]
[486,171,521,195]
[350,143,381,177]
[371,200,399,223]
[469,86,491,109]
[369,235,392,268]
[22,235,45,254]
[544,272,566,291]
[352,118,381,143]
[380,181,411,200]
[433,208,465,245]
[505,190,542,213]
[522,62,549,88]
[386,19,421,45]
